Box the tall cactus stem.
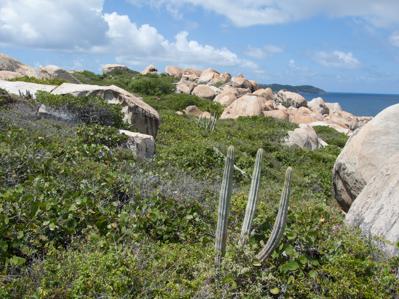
[256,167,292,262]
[239,148,264,245]
[215,146,235,268]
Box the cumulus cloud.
[390,32,399,47]
[246,45,282,59]
[0,0,108,49]
[315,51,360,68]
[0,0,256,70]
[129,0,399,27]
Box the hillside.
[259,84,325,94]
[0,71,398,298]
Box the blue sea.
[300,92,399,117]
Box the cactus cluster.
[196,113,217,133]
[214,146,293,267]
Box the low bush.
[9,76,66,85]
[36,91,124,128]
[128,74,176,96]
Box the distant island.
[259,84,326,94]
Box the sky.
[1,0,399,93]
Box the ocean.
[300,92,399,117]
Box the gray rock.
[333,104,399,211]
[285,124,326,150]
[102,64,130,75]
[38,65,80,83]
[345,154,399,256]
[275,90,307,108]
[52,83,160,137]
[308,97,329,115]
[119,129,155,159]
[192,84,216,100]
[0,53,37,78]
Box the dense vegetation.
[259,84,325,94]
[0,72,398,298]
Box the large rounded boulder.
[345,154,399,256]
[333,104,399,212]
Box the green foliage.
[0,88,15,107]
[36,91,124,128]
[9,76,66,85]
[128,74,176,96]
[314,125,348,148]
[144,93,223,115]
[1,73,398,298]
[77,124,127,147]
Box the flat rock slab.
[0,79,56,98]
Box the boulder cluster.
[164,65,371,136]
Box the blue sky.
[1,0,399,93]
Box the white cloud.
[0,0,108,49]
[390,32,399,47]
[315,51,360,68]
[129,0,399,27]
[0,0,256,70]
[246,45,282,59]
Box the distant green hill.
[259,84,325,94]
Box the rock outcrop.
[165,66,183,79]
[285,124,327,150]
[220,95,270,119]
[308,97,329,115]
[0,79,56,98]
[0,53,37,79]
[119,129,155,159]
[192,85,216,100]
[52,83,160,137]
[102,64,131,75]
[275,90,307,108]
[38,65,80,83]
[333,104,399,212]
[345,154,399,256]
[288,107,324,124]
[142,64,158,75]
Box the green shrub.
[0,88,15,107]
[77,124,127,147]
[9,76,66,85]
[36,91,124,128]
[128,74,176,96]
[314,126,348,148]
[144,93,223,115]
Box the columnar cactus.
[239,148,264,245]
[215,145,235,267]
[256,167,292,262]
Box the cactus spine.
[215,146,235,267]
[240,148,264,245]
[256,167,292,262]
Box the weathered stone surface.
[220,95,268,119]
[308,97,329,115]
[0,53,37,77]
[38,65,80,83]
[52,83,160,137]
[165,66,183,79]
[37,104,74,121]
[198,68,219,84]
[192,84,216,100]
[176,79,196,94]
[285,124,326,150]
[142,64,158,75]
[275,90,307,108]
[183,105,211,118]
[102,64,130,75]
[345,154,399,256]
[211,72,231,85]
[119,129,155,159]
[0,71,24,80]
[288,107,324,124]
[0,79,56,98]
[182,68,201,81]
[253,88,273,100]
[230,75,253,90]
[333,104,399,212]
[214,92,237,107]
[263,109,289,121]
